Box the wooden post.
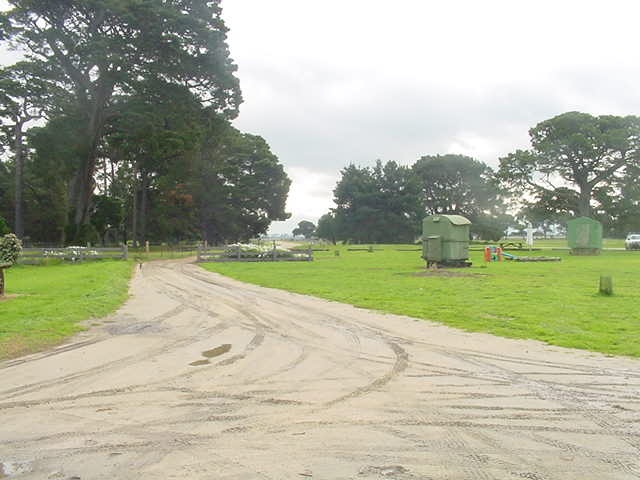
[599,275,613,295]
[236,245,240,260]
[122,244,128,260]
[0,262,12,296]
[307,247,312,261]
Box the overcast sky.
[221,0,640,234]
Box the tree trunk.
[0,268,5,296]
[578,185,592,217]
[139,171,149,247]
[13,120,24,239]
[131,181,138,248]
[69,80,114,239]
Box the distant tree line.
[314,112,640,244]
[314,155,510,244]
[0,1,290,246]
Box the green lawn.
[0,261,133,360]
[201,246,640,357]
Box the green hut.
[567,217,602,255]
[422,214,472,267]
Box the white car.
[624,233,640,250]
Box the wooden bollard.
[0,262,12,297]
[0,267,5,296]
[599,275,613,295]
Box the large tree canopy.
[412,154,498,218]
[194,119,291,244]
[0,0,241,239]
[0,1,294,246]
[332,161,420,243]
[498,112,640,217]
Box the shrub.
[0,233,23,265]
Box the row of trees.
[0,1,290,245]
[312,154,509,243]
[312,112,640,243]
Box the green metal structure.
[567,217,602,255]
[422,214,472,267]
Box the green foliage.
[1,0,242,234]
[499,112,640,218]
[90,195,124,243]
[203,246,640,357]
[0,233,22,265]
[195,121,291,244]
[0,261,132,360]
[472,213,512,241]
[0,216,8,235]
[323,155,502,244]
[64,224,99,246]
[0,2,294,245]
[292,220,316,238]
[333,160,420,243]
[413,154,499,218]
[315,214,338,244]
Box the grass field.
[0,261,133,360]
[201,245,640,357]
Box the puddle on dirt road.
[202,344,231,358]
[189,344,232,366]
[189,359,210,366]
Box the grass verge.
[201,246,640,357]
[0,260,133,360]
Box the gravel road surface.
[1,259,639,479]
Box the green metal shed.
[422,214,472,267]
[567,217,602,255]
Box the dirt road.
[1,260,639,479]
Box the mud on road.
[1,259,639,479]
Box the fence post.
[236,245,241,260]
[197,245,202,262]
[0,267,5,296]
[307,247,312,261]
[272,245,276,261]
[122,244,128,260]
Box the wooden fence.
[197,245,313,262]
[19,245,128,264]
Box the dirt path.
[1,260,639,479]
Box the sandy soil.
[0,259,639,479]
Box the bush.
[0,233,23,265]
